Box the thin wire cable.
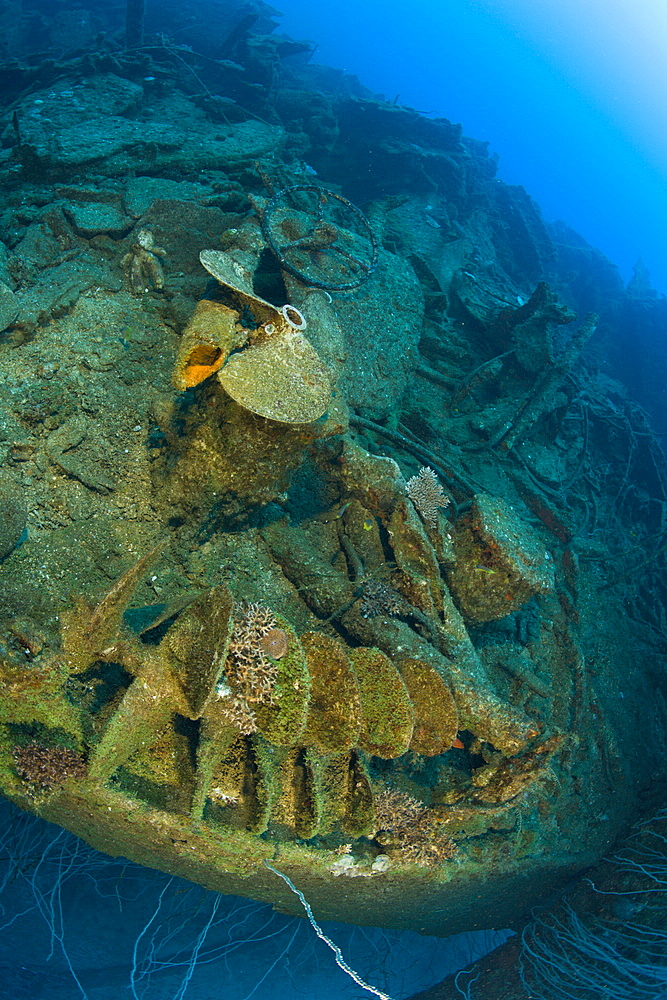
[264,860,395,1000]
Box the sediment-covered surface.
[1,0,666,939]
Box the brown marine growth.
[348,647,414,758]
[397,657,459,756]
[63,571,237,785]
[307,749,376,838]
[162,585,235,718]
[373,788,457,867]
[446,493,555,622]
[251,617,310,746]
[13,742,87,793]
[299,632,362,753]
[60,541,168,676]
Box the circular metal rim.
[260,184,379,292]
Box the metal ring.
[280,304,307,330]
[260,184,379,292]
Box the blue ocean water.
[275,0,667,296]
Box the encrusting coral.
[373,788,458,867]
[299,631,362,753]
[12,743,87,794]
[397,657,459,756]
[406,465,450,528]
[348,646,415,759]
[214,602,288,734]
